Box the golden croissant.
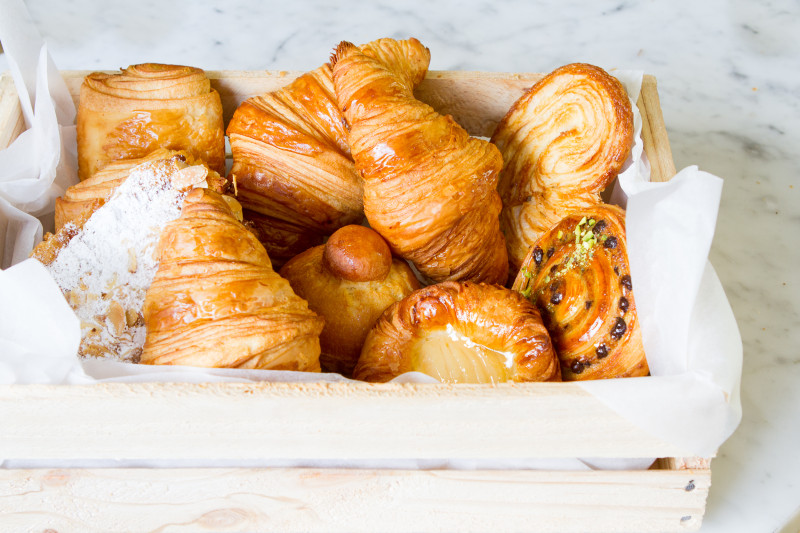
[77,63,225,180]
[141,188,324,370]
[226,64,362,266]
[331,38,509,284]
[55,148,227,231]
[354,281,561,384]
[513,204,648,380]
[492,63,634,276]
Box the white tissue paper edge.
[0,9,742,466]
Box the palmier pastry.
[331,38,509,284]
[77,63,225,180]
[353,281,561,384]
[55,148,227,231]
[280,225,420,376]
[226,64,362,266]
[491,63,634,275]
[141,188,324,371]
[513,204,648,380]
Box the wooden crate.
[0,70,709,533]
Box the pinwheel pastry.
[55,148,227,231]
[512,204,648,381]
[491,63,634,275]
[141,188,324,371]
[353,281,561,384]
[77,63,225,180]
[226,64,362,266]
[280,225,420,376]
[331,38,509,284]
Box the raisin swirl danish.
[513,204,648,380]
[492,63,634,276]
[331,38,509,284]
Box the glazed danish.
[492,63,634,275]
[77,63,225,180]
[513,204,648,380]
[331,38,509,284]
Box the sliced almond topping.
[221,194,244,222]
[128,248,138,273]
[107,300,126,336]
[125,308,142,327]
[171,165,209,190]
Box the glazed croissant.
[331,38,509,284]
[55,148,227,231]
[226,65,362,266]
[513,204,648,380]
[77,63,225,180]
[141,188,324,370]
[492,63,634,275]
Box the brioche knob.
[322,225,392,282]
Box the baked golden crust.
[280,225,420,376]
[226,64,363,266]
[492,63,634,276]
[514,204,648,381]
[331,38,509,284]
[141,188,323,371]
[77,63,225,180]
[353,281,561,383]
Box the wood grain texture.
[0,467,709,533]
[0,73,25,150]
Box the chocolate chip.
[621,274,632,290]
[592,220,607,234]
[533,246,543,265]
[546,247,555,258]
[613,266,620,276]
[604,236,618,249]
[570,360,585,374]
[619,297,629,312]
[596,344,608,359]
[585,300,593,310]
[550,291,563,305]
[610,318,627,339]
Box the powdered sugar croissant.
[331,38,509,284]
[492,63,634,276]
[141,188,324,370]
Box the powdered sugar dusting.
[46,159,190,362]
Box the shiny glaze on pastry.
[331,38,509,284]
[55,148,227,231]
[77,63,225,180]
[492,63,634,276]
[226,64,363,266]
[353,281,561,383]
[280,225,420,376]
[514,204,648,380]
[141,188,323,370]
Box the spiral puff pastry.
[354,281,561,384]
[492,63,633,275]
[331,38,509,284]
[77,63,225,180]
[513,204,648,381]
[226,65,362,266]
[141,188,324,371]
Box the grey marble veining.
[2,0,799,531]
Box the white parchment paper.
[0,4,742,464]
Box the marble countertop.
[1,0,798,531]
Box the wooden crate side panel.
[0,467,710,533]
[0,382,688,460]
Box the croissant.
[280,225,420,376]
[513,204,648,380]
[226,64,362,266]
[55,148,227,231]
[77,63,225,180]
[141,188,324,370]
[491,63,634,275]
[331,38,509,284]
[354,281,561,383]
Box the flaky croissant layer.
[331,37,509,284]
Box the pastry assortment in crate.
[0,35,728,533]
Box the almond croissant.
[141,188,324,370]
[492,63,634,276]
[331,38,509,284]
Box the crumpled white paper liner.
[0,5,742,466]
